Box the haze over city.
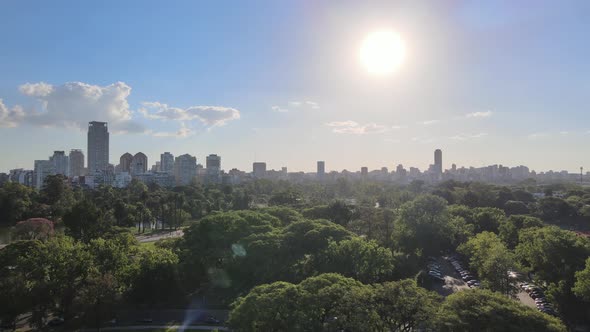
[1,1,590,173]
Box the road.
[80,325,228,331]
[136,230,184,243]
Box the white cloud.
[140,102,240,127]
[305,101,320,109]
[466,111,493,118]
[527,132,549,139]
[149,123,193,138]
[450,133,488,140]
[0,99,25,128]
[418,120,439,125]
[19,82,54,97]
[287,100,320,109]
[16,81,143,132]
[559,131,569,135]
[326,120,387,135]
[271,105,289,113]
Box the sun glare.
[360,30,406,75]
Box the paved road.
[81,325,227,331]
[136,230,184,243]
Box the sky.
[1,0,589,173]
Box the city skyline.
[1,1,590,173]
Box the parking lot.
[426,256,470,296]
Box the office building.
[253,162,267,178]
[361,167,368,176]
[317,161,325,177]
[50,151,69,176]
[119,153,133,173]
[87,121,109,173]
[130,152,148,175]
[160,152,174,173]
[34,160,53,189]
[206,154,221,171]
[434,149,442,174]
[174,154,197,185]
[69,149,85,177]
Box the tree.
[76,271,121,329]
[573,257,590,301]
[498,215,543,249]
[13,218,54,240]
[40,174,75,220]
[515,226,590,284]
[459,232,518,295]
[435,289,566,332]
[63,199,112,242]
[127,246,180,308]
[536,197,577,223]
[471,207,506,233]
[228,281,305,331]
[311,238,394,283]
[392,195,454,257]
[0,182,34,225]
[372,279,440,331]
[504,200,530,215]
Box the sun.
[360,30,406,75]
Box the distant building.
[130,152,148,175]
[434,149,442,175]
[253,162,267,178]
[174,154,197,185]
[50,151,69,176]
[87,121,109,174]
[160,152,174,173]
[205,154,222,183]
[317,161,325,177]
[361,167,368,176]
[69,149,85,177]
[151,161,161,173]
[119,153,133,173]
[135,172,175,188]
[9,169,34,187]
[34,160,53,189]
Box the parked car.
[48,317,65,327]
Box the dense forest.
[1,175,590,331]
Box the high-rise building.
[160,152,174,173]
[253,162,267,178]
[50,151,69,176]
[361,167,368,176]
[69,149,85,177]
[119,153,133,173]
[174,154,197,185]
[130,152,148,175]
[87,121,109,174]
[434,149,442,174]
[317,161,325,177]
[34,160,53,189]
[206,154,221,170]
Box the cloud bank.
[0,81,241,137]
[326,121,387,135]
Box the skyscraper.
[50,151,69,176]
[160,152,174,173]
[174,154,197,185]
[119,153,133,173]
[69,149,85,177]
[87,121,109,174]
[434,149,442,174]
[130,152,148,175]
[253,162,267,178]
[34,160,53,189]
[317,161,325,177]
[206,154,221,171]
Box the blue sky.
[1,0,589,173]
